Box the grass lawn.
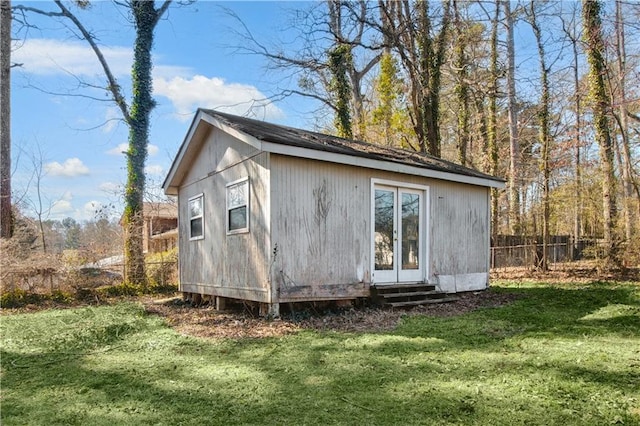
[1,280,639,425]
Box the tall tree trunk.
[582,0,619,266]
[0,0,12,239]
[505,0,520,235]
[561,6,583,258]
[453,0,469,166]
[615,0,634,245]
[427,0,450,158]
[488,0,500,237]
[122,1,161,286]
[572,16,583,257]
[529,1,550,271]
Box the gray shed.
[163,109,505,315]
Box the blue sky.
[10,1,575,223]
[11,1,319,222]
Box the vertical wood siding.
[270,156,370,301]
[429,181,490,291]
[177,129,271,303]
[270,156,490,299]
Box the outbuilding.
[163,109,505,315]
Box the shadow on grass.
[395,283,640,348]
[2,282,639,425]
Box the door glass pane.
[401,192,419,270]
[374,189,395,271]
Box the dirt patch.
[142,290,521,339]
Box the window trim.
[188,193,204,241]
[226,177,250,235]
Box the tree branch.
[152,0,173,28]
[626,109,640,123]
[50,0,131,124]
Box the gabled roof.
[163,109,506,195]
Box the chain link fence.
[490,235,600,269]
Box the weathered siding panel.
[270,156,491,298]
[429,181,490,292]
[270,156,370,301]
[177,129,271,303]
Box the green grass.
[2,280,639,425]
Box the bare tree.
[560,5,583,257]
[504,0,521,235]
[19,145,55,253]
[527,1,551,270]
[14,1,173,285]
[380,0,452,157]
[613,0,636,246]
[227,1,381,139]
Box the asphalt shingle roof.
[203,109,504,183]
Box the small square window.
[188,194,204,240]
[226,178,249,234]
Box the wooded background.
[2,0,638,278]
[232,0,639,269]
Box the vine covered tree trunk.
[327,43,353,139]
[122,1,161,286]
[488,0,500,237]
[0,0,12,239]
[453,0,469,166]
[582,0,619,266]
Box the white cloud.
[50,199,74,216]
[153,75,284,122]
[13,38,192,81]
[145,165,164,176]
[13,38,132,77]
[106,143,158,156]
[99,182,122,193]
[106,143,129,156]
[45,158,90,177]
[82,201,103,219]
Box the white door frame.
[370,178,430,285]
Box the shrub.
[145,248,178,287]
[0,288,74,308]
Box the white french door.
[373,184,425,283]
